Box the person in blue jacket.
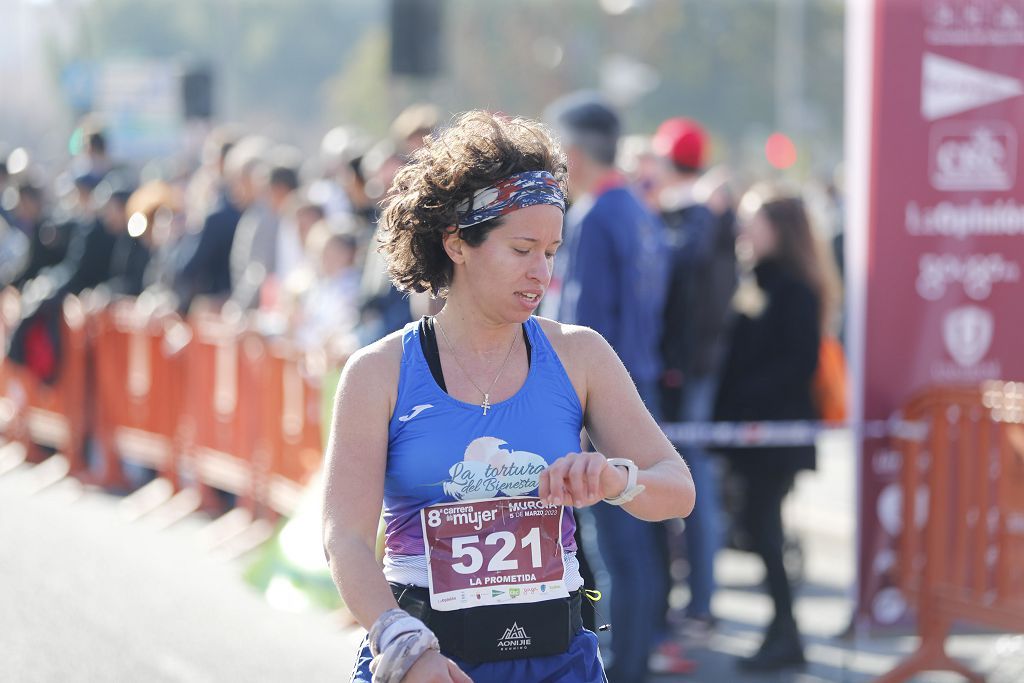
[321,110,694,683]
[546,92,673,683]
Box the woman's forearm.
[620,457,695,521]
[325,532,401,630]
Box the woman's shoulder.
[534,316,615,363]
[341,328,407,387]
[535,316,601,345]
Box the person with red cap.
[651,117,736,657]
[652,118,706,177]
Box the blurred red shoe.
[649,640,697,675]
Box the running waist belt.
[390,583,583,664]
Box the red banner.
[853,0,1024,627]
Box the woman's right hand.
[402,650,472,683]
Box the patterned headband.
[456,170,566,229]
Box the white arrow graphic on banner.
[921,53,1024,121]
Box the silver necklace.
[434,317,519,415]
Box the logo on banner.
[925,0,1024,46]
[943,305,994,367]
[921,53,1024,120]
[930,122,1017,190]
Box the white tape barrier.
[659,417,929,448]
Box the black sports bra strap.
[419,316,447,393]
[418,316,532,395]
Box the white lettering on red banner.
[916,252,1020,300]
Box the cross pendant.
[481,394,491,416]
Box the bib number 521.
[451,527,543,574]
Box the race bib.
[421,496,568,611]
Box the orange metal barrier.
[258,339,327,517]
[179,313,264,513]
[1,292,338,524]
[0,295,89,471]
[91,300,190,489]
[879,382,1024,683]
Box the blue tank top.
[383,317,583,564]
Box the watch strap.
[603,458,646,505]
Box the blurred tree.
[62,0,381,134]
[52,0,843,172]
[441,0,843,171]
[322,28,391,137]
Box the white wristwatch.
[603,458,646,506]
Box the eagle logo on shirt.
[442,437,548,501]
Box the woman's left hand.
[537,452,628,508]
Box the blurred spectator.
[618,134,661,212]
[277,203,329,316]
[0,212,29,288]
[11,182,69,289]
[547,91,671,683]
[390,102,440,157]
[293,201,326,254]
[828,167,845,278]
[116,180,188,301]
[39,176,133,299]
[293,222,361,350]
[655,118,719,417]
[70,117,116,187]
[65,171,102,222]
[184,125,243,224]
[105,184,157,297]
[310,126,371,219]
[712,191,840,672]
[8,177,133,383]
[355,138,413,344]
[176,130,243,311]
[344,146,378,228]
[360,138,405,211]
[807,167,847,338]
[0,151,10,226]
[652,117,732,649]
[226,136,278,309]
[266,147,306,286]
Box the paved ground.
[659,431,1020,683]
[2,431,1021,683]
[0,455,363,682]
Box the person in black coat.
[714,194,838,671]
[39,182,129,298]
[178,132,244,311]
[8,181,129,383]
[10,182,70,289]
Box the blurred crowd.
[0,105,448,376]
[0,95,845,681]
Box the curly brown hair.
[378,110,568,296]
